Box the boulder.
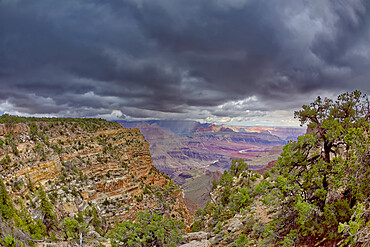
[227,218,242,233]
[183,231,209,242]
[179,240,211,247]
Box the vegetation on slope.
[264,90,370,246]
[1,91,369,246]
[192,91,370,246]
[0,115,188,246]
[109,181,186,246]
[0,114,119,129]
[0,179,47,246]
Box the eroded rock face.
[183,231,210,242]
[1,119,189,229]
[0,123,30,136]
[116,120,305,212]
[179,240,211,247]
[181,231,211,247]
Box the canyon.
[117,120,305,209]
[0,116,189,245]
[0,116,305,245]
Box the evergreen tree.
[0,179,14,220]
[110,210,185,247]
[37,185,56,233]
[267,91,370,245]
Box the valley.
[117,120,305,209]
[2,1,369,245]
[0,92,369,247]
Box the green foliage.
[63,218,78,238]
[192,159,260,231]
[50,231,57,242]
[75,211,84,224]
[110,210,185,247]
[0,114,118,128]
[37,185,55,220]
[136,194,143,202]
[213,221,222,234]
[0,180,47,244]
[29,122,38,140]
[35,142,42,151]
[216,159,257,209]
[60,218,88,241]
[0,155,11,166]
[4,235,16,247]
[191,220,202,232]
[192,91,370,246]
[7,138,19,156]
[15,206,47,240]
[231,234,255,247]
[219,171,233,187]
[211,180,218,190]
[279,229,298,247]
[261,91,370,244]
[338,203,370,246]
[230,187,254,212]
[90,206,105,236]
[0,179,14,220]
[229,158,249,177]
[36,185,56,233]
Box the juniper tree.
[267,91,370,245]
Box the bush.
[3,235,16,247]
[110,210,185,247]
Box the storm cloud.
[1,0,370,125]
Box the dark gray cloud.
[1,0,370,125]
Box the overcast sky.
[1,0,370,126]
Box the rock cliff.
[116,120,305,212]
[0,116,189,244]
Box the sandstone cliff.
[0,116,189,244]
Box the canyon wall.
[0,118,189,229]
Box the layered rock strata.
[0,118,189,228]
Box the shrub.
[110,210,185,247]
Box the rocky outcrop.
[115,120,304,214]
[0,123,30,136]
[1,118,189,230]
[180,231,211,247]
[179,240,211,247]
